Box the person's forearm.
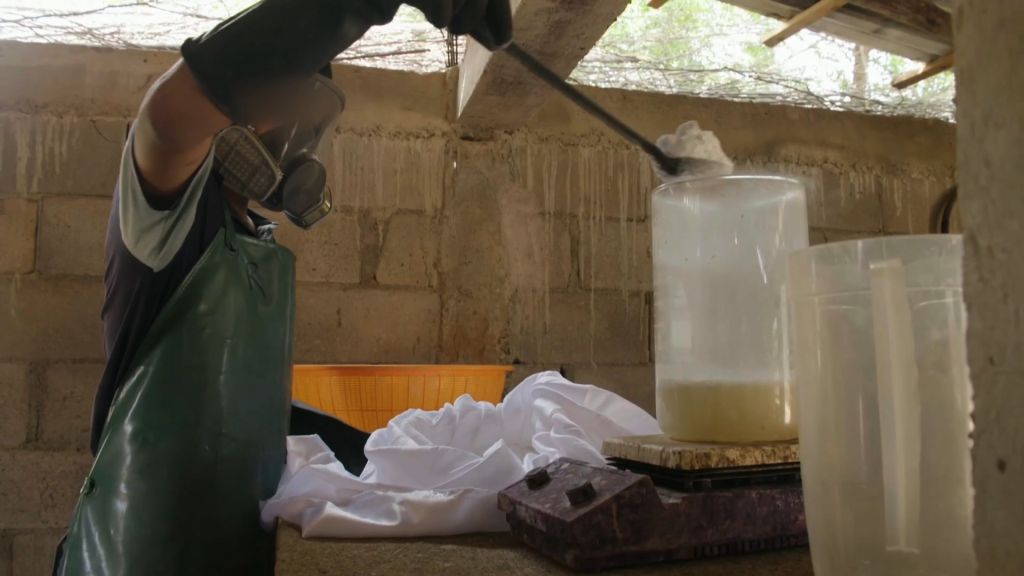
[181,0,402,124]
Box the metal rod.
[504,42,681,175]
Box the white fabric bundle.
[261,371,661,538]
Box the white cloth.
[261,371,661,538]
[654,120,734,183]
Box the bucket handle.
[870,259,922,553]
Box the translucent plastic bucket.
[652,175,808,442]
[787,235,974,576]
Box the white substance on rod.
[654,120,734,183]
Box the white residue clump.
[654,120,734,184]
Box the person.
[53,1,512,574]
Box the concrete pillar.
[954,1,1024,574]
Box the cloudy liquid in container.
[651,176,809,446]
[656,380,797,443]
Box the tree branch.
[0,3,151,24]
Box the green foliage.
[574,0,954,119]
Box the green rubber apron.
[58,203,295,575]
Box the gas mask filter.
[214,73,344,229]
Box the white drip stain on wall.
[4,115,78,196]
[499,134,658,364]
[331,130,447,213]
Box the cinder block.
[0,43,176,118]
[329,132,447,213]
[738,160,882,233]
[1,533,10,576]
[499,213,573,291]
[811,226,883,246]
[800,166,828,229]
[37,197,111,276]
[0,199,36,274]
[0,115,125,197]
[510,291,650,365]
[0,364,30,448]
[579,221,652,290]
[11,530,63,576]
[818,166,884,233]
[0,450,92,530]
[273,211,360,284]
[294,287,440,363]
[569,364,655,415]
[0,277,105,361]
[437,145,511,364]
[508,138,653,221]
[504,365,566,395]
[730,159,828,229]
[881,175,952,234]
[377,213,439,288]
[39,363,104,452]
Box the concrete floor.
[276,523,814,576]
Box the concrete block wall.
[0,74,127,570]
[0,41,955,574]
[282,132,450,364]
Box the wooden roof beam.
[851,0,952,40]
[892,51,954,89]
[763,0,849,47]
[457,0,629,131]
[722,0,951,61]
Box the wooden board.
[602,435,800,471]
[720,0,952,61]
[892,51,954,89]
[763,0,850,47]
[851,0,952,39]
[457,0,629,130]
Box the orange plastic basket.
[292,365,513,433]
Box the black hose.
[930,185,958,234]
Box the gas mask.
[214,73,344,229]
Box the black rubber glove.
[406,0,513,50]
[181,0,404,124]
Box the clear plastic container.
[787,235,974,576]
[652,175,808,443]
